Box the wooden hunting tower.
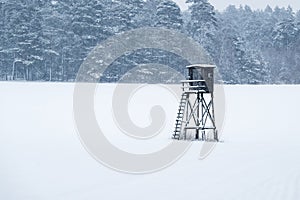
[173,64,218,141]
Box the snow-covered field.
[1,82,300,200]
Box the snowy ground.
[1,82,300,200]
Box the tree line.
[0,0,299,84]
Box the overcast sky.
[173,0,300,11]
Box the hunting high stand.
[173,64,218,141]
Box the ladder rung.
[184,90,206,93]
[181,80,206,83]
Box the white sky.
[173,0,300,11]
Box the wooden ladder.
[173,93,188,140]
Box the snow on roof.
[186,64,216,68]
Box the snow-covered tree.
[0,1,7,80]
[155,0,183,30]
[238,51,270,84]
[272,17,299,83]
[0,1,44,80]
[103,0,144,33]
[186,0,217,36]
[186,0,218,59]
[273,18,298,49]
[40,0,74,81]
[136,0,161,27]
[296,10,300,22]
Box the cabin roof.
[186,64,216,69]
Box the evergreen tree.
[155,0,183,30]
[137,0,161,27]
[239,51,269,84]
[272,16,299,83]
[104,0,144,33]
[296,10,300,22]
[273,18,298,49]
[1,1,43,80]
[41,0,74,81]
[216,18,241,83]
[0,1,7,79]
[186,0,218,60]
